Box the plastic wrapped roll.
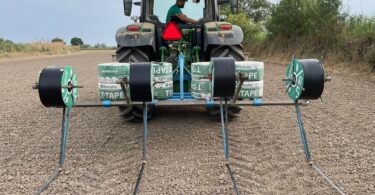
[129,62,153,102]
[211,57,236,98]
[237,81,263,99]
[38,66,78,108]
[285,59,325,100]
[235,61,264,81]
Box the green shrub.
[266,0,343,46]
[0,38,79,57]
[226,12,263,44]
[71,37,84,47]
[52,37,65,43]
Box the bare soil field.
[0,50,374,194]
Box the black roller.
[212,57,236,98]
[299,59,325,100]
[38,67,65,108]
[129,62,153,102]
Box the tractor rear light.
[219,24,232,31]
[127,25,141,31]
[162,22,183,41]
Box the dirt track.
[0,50,374,194]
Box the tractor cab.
[118,0,241,63]
[124,0,236,23]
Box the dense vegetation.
[0,36,115,58]
[226,0,375,72]
[0,38,79,58]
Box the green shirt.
[166,4,182,23]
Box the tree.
[240,0,272,22]
[70,37,84,46]
[52,37,64,43]
[266,0,343,40]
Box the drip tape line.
[311,162,346,195]
[226,163,240,195]
[133,162,146,195]
[34,169,60,195]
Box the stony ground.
[0,50,374,194]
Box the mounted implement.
[32,0,345,194]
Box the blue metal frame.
[142,102,148,160]
[59,107,71,166]
[294,100,312,162]
[178,53,185,100]
[35,107,71,195]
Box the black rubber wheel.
[208,45,245,61]
[116,46,155,122]
[207,45,246,120]
[116,46,150,62]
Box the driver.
[166,0,199,24]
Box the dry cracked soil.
[0,50,374,194]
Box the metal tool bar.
[220,99,240,195]
[132,102,148,195]
[219,100,228,159]
[74,100,309,108]
[142,102,148,161]
[294,101,312,161]
[294,101,345,195]
[35,107,71,195]
[179,53,185,100]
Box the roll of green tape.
[237,81,263,99]
[98,77,121,84]
[235,61,264,81]
[153,62,173,77]
[98,83,130,101]
[61,66,78,107]
[285,59,304,100]
[97,63,130,77]
[154,75,173,82]
[154,81,173,89]
[153,62,173,100]
[191,79,212,99]
[99,89,127,101]
[154,81,173,99]
[154,88,174,99]
[191,62,212,77]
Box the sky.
[1,0,375,46]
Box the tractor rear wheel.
[208,45,245,61]
[207,45,245,120]
[116,46,156,122]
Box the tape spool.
[38,66,78,108]
[212,57,236,98]
[129,62,153,102]
[285,59,325,100]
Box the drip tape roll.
[286,59,325,100]
[38,66,78,108]
[129,62,153,102]
[212,57,236,98]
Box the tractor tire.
[209,45,245,61]
[207,45,245,120]
[116,46,155,122]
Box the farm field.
[0,50,374,194]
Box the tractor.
[115,0,245,121]
[32,0,346,194]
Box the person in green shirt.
[166,0,199,24]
